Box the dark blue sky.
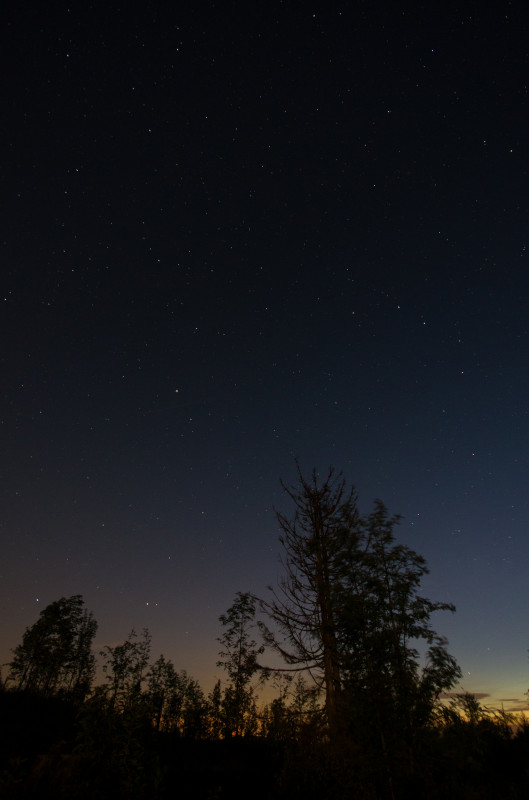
[2,2,528,708]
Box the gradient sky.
[2,2,528,711]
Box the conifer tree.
[258,466,461,750]
[257,466,358,738]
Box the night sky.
[2,2,528,710]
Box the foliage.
[2,585,529,799]
[71,688,163,800]
[257,466,359,736]
[100,627,152,710]
[7,595,97,701]
[145,655,198,733]
[261,674,323,742]
[181,677,209,739]
[337,500,462,762]
[257,465,461,767]
[287,674,323,740]
[217,592,264,737]
[207,679,223,739]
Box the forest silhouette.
[2,469,528,799]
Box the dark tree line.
[1,466,529,799]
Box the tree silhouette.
[100,628,151,710]
[145,653,180,731]
[7,595,97,700]
[336,499,461,795]
[217,592,263,737]
[257,466,461,757]
[257,466,359,738]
